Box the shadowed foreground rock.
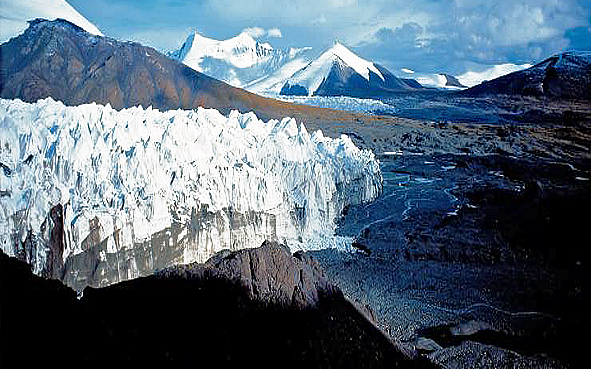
[0,241,432,368]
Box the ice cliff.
[0,98,382,290]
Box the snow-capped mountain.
[0,0,102,43]
[274,43,421,98]
[0,98,382,290]
[169,31,315,87]
[463,52,591,100]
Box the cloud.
[242,26,282,38]
[376,22,424,46]
[355,0,590,74]
[267,28,282,38]
[242,27,267,38]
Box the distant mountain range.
[250,43,424,98]
[463,52,591,100]
[168,32,425,98]
[168,31,316,88]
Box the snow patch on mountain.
[0,0,102,43]
[415,74,451,89]
[245,53,313,93]
[458,63,533,87]
[0,98,381,287]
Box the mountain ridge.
[169,30,315,87]
[462,51,591,100]
[277,43,422,98]
[0,0,102,43]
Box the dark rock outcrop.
[161,240,335,308]
[401,78,424,89]
[12,204,65,280]
[462,52,591,100]
[0,242,432,368]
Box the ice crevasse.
[0,98,382,290]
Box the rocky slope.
[0,18,271,114]
[463,51,591,100]
[0,241,432,368]
[314,152,589,368]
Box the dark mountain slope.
[462,52,591,100]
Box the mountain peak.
[325,43,384,82]
[169,29,305,86]
[28,17,84,31]
[235,31,257,43]
[0,0,102,43]
[279,43,420,97]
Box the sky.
[56,0,591,75]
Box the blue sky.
[68,0,591,75]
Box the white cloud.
[242,26,282,38]
[267,28,282,38]
[355,0,590,74]
[242,26,266,38]
[401,68,414,74]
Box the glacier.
[266,94,397,116]
[0,98,382,290]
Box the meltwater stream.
[335,154,462,246]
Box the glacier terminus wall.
[0,98,382,290]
